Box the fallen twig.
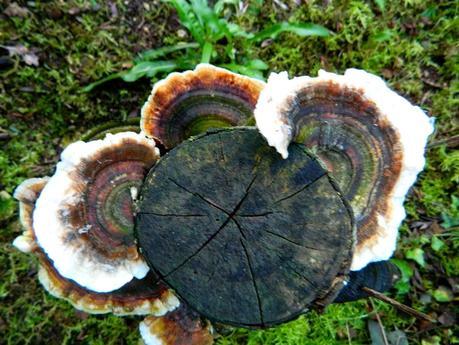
[362,287,437,323]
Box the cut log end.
[136,127,355,328]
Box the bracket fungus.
[254,69,435,270]
[13,140,179,316]
[136,128,354,328]
[31,132,160,293]
[141,64,265,149]
[139,305,214,345]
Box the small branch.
[345,321,352,345]
[369,298,389,345]
[362,287,437,323]
[427,134,459,149]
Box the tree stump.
[136,128,355,328]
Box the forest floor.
[0,1,458,344]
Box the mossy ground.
[0,0,457,344]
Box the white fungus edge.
[255,69,434,270]
[139,318,165,345]
[33,132,158,293]
[140,63,266,138]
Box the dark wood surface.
[136,127,354,328]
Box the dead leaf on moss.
[3,3,30,18]
[2,44,39,66]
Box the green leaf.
[167,0,205,44]
[441,195,459,229]
[190,0,228,41]
[252,22,330,42]
[391,259,413,282]
[214,0,239,15]
[200,41,213,63]
[373,0,385,11]
[406,248,426,268]
[431,236,445,252]
[220,63,266,80]
[121,61,179,82]
[391,258,413,294]
[82,71,126,92]
[226,22,252,38]
[431,286,453,302]
[247,59,269,71]
[394,281,411,295]
[136,43,199,62]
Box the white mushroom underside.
[255,69,435,270]
[33,132,158,292]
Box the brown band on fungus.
[38,256,178,316]
[290,81,403,254]
[14,176,179,316]
[141,64,265,149]
[140,305,214,345]
[32,132,161,292]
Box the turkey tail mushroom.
[139,305,214,345]
[141,63,265,149]
[254,69,435,270]
[12,139,180,316]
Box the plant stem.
[200,42,213,63]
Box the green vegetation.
[83,0,330,89]
[1,0,457,344]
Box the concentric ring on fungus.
[31,132,162,292]
[254,69,435,270]
[13,177,179,315]
[139,305,214,345]
[141,63,265,148]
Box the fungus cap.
[13,169,179,315]
[33,132,160,292]
[139,306,214,345]
[13,177,49,253]
[141,63,265,148]
[254,69,434,270]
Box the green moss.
[1,0,457,344]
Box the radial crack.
[138,212,205,217]
[230,174,258,217]
[164,214,233,277]
[168,177,230,215]
[237,211,275,217]
[273,172,326,204]
[232,218,247,240]
[262,229,323,251]
[288,264,318,289]
[240,238,264,325]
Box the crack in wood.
[138,212,205,217]
[273,172,327,204]
[287,264,319,289]
[229,174,257,217]
[240,238,264,325]
[168,177,230,215]
[237,211,275,217]
[163,214,233,277]
[232,218,247,240]
[262,229,323,251]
